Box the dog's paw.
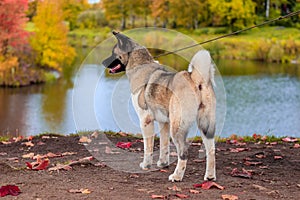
[140,162,151,170]
[204,174,216,181]
[157,160,169,168]
[168,173,183,182]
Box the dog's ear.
[113,31,134,53]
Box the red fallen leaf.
[116,142,132,149]
[26,158,49,170]
[0,185,21,197]
[175,193,189,198]
[151,194,166,199]
[230,168,252,179]
[193,181,224,190]
[160,169,169,173]
[13,136,23,142]
[222,194,239,200]
[282,137,298,142]
[252,133,261,140]
[27,136,33,141]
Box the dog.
[102,31,216,182]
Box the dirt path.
[0,133,299,199]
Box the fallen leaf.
[160,169,168,173]
[151,194,166,199]
[168,185,181,191]
[252,184,268,191]
[13,136,23,142]
[26,158,49,170]
[130,174,139,178]
[193,159,205,163]
[244,161,262,166]
[193,181,224,190]
[222,194,239,200]
[91,131,99,138]
[46,152,62,158]
[68,188,91,194]
[41,136,50,139]
[27,136,33,141]
[7,157,18,161]
[189,189,200,194]
[0,152,7,156]
[48,163,72,171]
[175,193,189,198]
[69,156,94,166]
[1,141,11,145]
[116,142,132,149]
[22,141,34,147]
[229,148,249,153]
[282,137,298,142]
[118,132,128,137]
[79,136,91,143]
[294,143,300,148]
[274,155,283,160]
[22,152,35,159]
[0,185,21,197]
[62,152,77,156]
[230,168,252,179]
[255,153,266,159]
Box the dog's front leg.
[140,115,155,170]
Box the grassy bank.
[69,26,300,63]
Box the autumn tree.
[62,0,90,30]
[30,0,75,72]
[151,0,170,27]
[169,0,208,29]
[102,0,131,30]
[208,0,256,31]
[0,0,29,57]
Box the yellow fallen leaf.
[222,194,238,200]
[79,136,91,143]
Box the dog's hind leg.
[168,126,189,182]
[157,122,170,168]
[201,133,216,181]
[140,114,155,170]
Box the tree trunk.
[266,0,270,18]
[121,16,126,30]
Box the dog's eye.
[118,55,122,60]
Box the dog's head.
[102,31,137,74]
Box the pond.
[0,48,299,138]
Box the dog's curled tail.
[188,50,215,87]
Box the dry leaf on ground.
[0,185,21,197]
[116,142,132,149]
[193,181,224,190]
[68,188,91,194]
[230,168,252,179]
[79,136,92,143]
[26,158,49,170]
[151,194,166,199]
[222,194,239,200]
[175,193,189,198]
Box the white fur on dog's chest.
[131,91,169,123]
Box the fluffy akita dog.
[102,31,216,182]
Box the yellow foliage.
[30,0,76,72]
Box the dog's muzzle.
[102,56,126,74]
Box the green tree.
[209,0,256,31]
[30,0,76,72]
